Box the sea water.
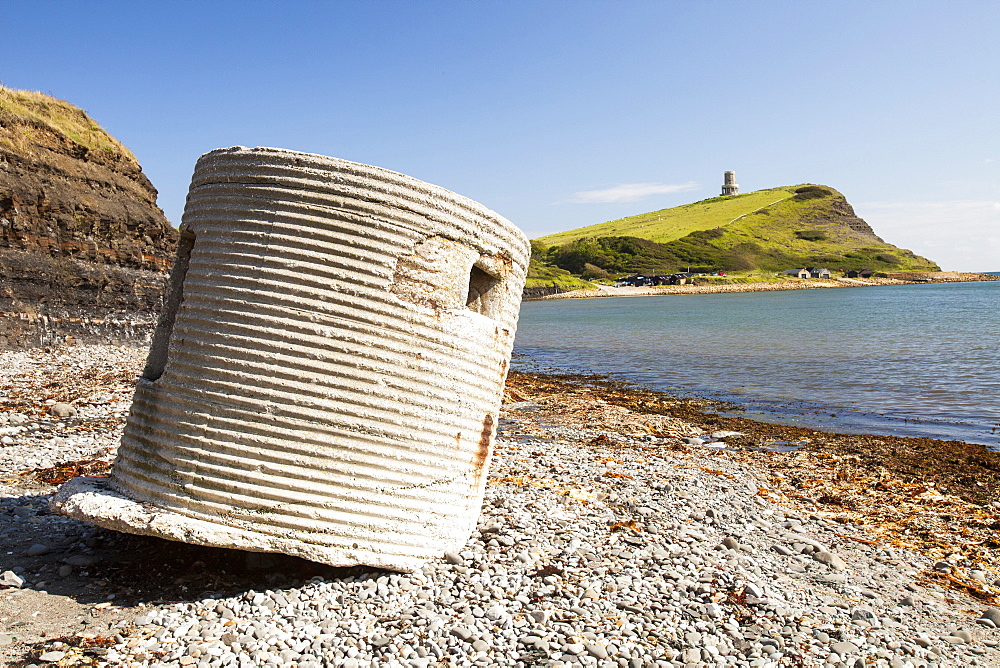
[513,279,1000,450]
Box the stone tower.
[721,171,739,196]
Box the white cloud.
[856,199,1000,271]
[570,181,699,204]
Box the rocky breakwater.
[2,346,1000,667]
[0,86,177,347]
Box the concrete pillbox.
[52,147,530,571]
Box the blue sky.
[3,1,998,270]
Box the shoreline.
[510,366,1000,453]
[527,273,1000,301]
[1,346,999,665]
[506,369,1000,550]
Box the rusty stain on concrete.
[475,413,495,471]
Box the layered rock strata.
[0,87,176,345]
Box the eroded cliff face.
[818,193,884,241]
[0,87,177,345]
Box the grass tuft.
[0,86,136,162]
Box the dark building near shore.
[845,269,874,278]
[618,272,695,287]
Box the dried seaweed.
[29,459,111,484]
[503,370,1000,601]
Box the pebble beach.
[1,345,999,667]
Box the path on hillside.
[724,195,794,226]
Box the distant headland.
[525,174,950,298]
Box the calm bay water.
[512,280,1000,450]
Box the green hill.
[532,185,939,279]
[538,187,797,247]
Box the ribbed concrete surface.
[52,147,529,571]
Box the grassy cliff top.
[0,86,137,163]
[536,187,799,247]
